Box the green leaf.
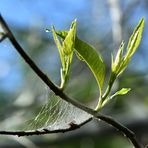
[126,18,144,60]
[51,20,77,89]
[53,31,105,95]
[111,41,125,74]
[62,19,76,55]
[101,88,131,107]
[51,26,65,68]
[111,88,131,99]
[60,20,77,88]
[111,18,144,78]
[122,18,144,72]
[74,38,105,95]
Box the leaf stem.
[95,85,111,111]
[96,72,116,111]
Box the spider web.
[27,88,92,131]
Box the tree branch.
[0,13,143,148]
[0,117,92,136]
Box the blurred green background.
[0,0,148,147]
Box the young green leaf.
[111,41,125,74]
[111,18,144,79]
[60,20,76,89]
[74,38,105,95]
[51,20,77,89]
[100,88,131,108]
[121,18,145,73]
[53,31,105,95]
[125,18,144,60]
[51,26,64,68]
[110,88,131,99]
[99,18,145,111]
[62,19,76,55]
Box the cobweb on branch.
[27,88,92,131]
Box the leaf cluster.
[46,18,144,111]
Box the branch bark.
[0,13,143,148]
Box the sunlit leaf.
[122,18,144,73]
[111,41,125,73]
[53,31,105,95]
[74,38,105,95]
[126,18,144,60]
[101,88,131,107]
[51,20,77,89]
[51,26,65,67]
[111,18,144,79]
[62,19,76,55]
[111,88,131,99]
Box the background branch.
[108,0,122,46]
[0,13,143,148]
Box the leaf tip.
[139,17,145,30]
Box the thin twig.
[0,117,92,136]
[0,14,143,148]
[98,115,143,148]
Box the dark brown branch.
[0,117,92,136]
[0,14,143,148]
[97,115,143,148]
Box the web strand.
[27,89,91,131]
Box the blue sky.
[0,0,148,91]
[0,0,90,28]
[0,0,93,91]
